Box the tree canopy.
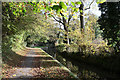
[98,2,120,53]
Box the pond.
[41,47,119,80]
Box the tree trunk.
[60,12,70,44]
[63,17,69,44]
[63,24,69,44]
[79,3,85,32]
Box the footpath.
[2,48,79,80]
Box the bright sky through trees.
[81,0,101,16]
[88,1,101,16]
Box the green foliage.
[59,2,67,10]
[26,14,58,46]
[49,2,67,14]
[55,12,111,55]
[2,2,37,51]
[96,0,106,4]
[75,1,82,5]
[2,1,59,52]
[6,2,26,16]
[52,5,60,10]
[56,44,67,52]
[57,27,111,55]
[10,31,26,50]
[2,2,27,53]
[71,2,75,7]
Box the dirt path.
[9,50,35,79]
[2,48,79,80]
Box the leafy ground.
[2,48,78,80]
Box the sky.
[80,0,101,17]
[88,1,101,16]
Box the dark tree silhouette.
[98,2,120,53]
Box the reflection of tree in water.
[54,54,101,79]
[55,54,118,79]
[77,70,100,80]
[66,61,79,73]
[65,60,100,79]
[44,47,119,80]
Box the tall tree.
[98,2,120,53]
[42,1,81,44]
[78,0,106,32]
[79,0,94,32]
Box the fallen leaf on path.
[13,74,16,77]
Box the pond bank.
[42,47,120,80]
[59,51,120,73]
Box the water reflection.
[55,54,102,80]
[42,47,119,80]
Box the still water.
[42,47,119,80]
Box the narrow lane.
[2,48,79,80]
[10,50,35,79]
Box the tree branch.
[80,0,84,5]
[60,12,64,17]
[51,15,63,25]
[68,14,73,25]
[60,12,66,25]
[84,0,94,10]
